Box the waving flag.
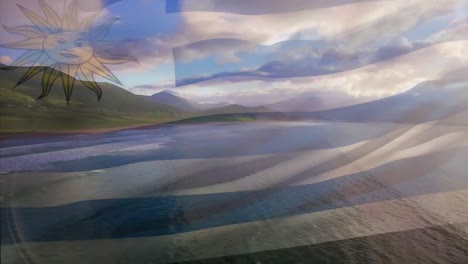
[2,0,468,264]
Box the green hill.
[0,65,185,133]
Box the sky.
[1,0,468,105]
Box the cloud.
[128,82,176,95]
[171,0,462,86]
[339,0,458,49]
[173,37,430,86]
[0,55,12,64]
[174,41,468,105]
[2,0,465,107]
[428,18,468,43]
[174,39,256,64]
[99,38,175,73]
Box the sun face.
[1,0,135,104]
[43,31,94,64]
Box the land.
[0,65,270,134]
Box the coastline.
[0,122,172,140]
[0,113,268,139]
[0,118,258,140]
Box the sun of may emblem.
[1,0,135,104]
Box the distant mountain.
[148,90,246,112]
[198,101,231,110]
[189,80,468,126]
[284,80,468,126]
[148,90,201,111]
[266,90,364,112]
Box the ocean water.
[1,122,468,263]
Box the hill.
[0,65,184,133]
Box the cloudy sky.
[1,0,468,105]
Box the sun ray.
[63,0,78,31]
[39,63,61,100]
[15,67,45,88]
[80,12,100,32]
[1,38,45,50]
[78,66,103,101]
[1,50,43,70]
[38,0,62,31]
[14,53,55,87]
[82,57,122,85]
[91,18,120,40]
[59,64,79,104]
[2,25,44,39]
[17,4,54,33]
[95,55,138,64]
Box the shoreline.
[0,122,172,140]
[0,118,261,140]
[0,113,268,139]
[2,115,462,140]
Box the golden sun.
[1,0,135,104]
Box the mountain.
[266,90,365,112]
[186,80,468,126]
[0,65,184,132]
[148,90,201,111]
[198,102,231,110]
[282,80,468,126]
[147,90,230,111]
